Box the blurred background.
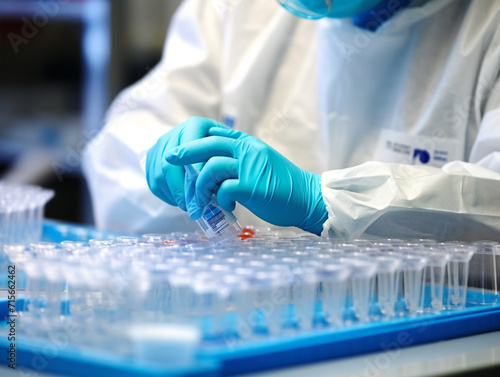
[0,0,183,226]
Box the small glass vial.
[184,165,241,243]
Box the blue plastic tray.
[0,336,220,377]
[206,304,500,375]
[1,221,500,376]
[1,303,500,376]
[41,219,135,243]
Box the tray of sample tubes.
[0,182,54,246]
[0,182,54,290]
[1,227,500,376]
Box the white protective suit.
[83,0,500,241]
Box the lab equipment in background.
[0,182,54,245]
[0,182,54,288]
[0,0,111,225]
[184,164,241,243]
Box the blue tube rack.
[1,222,500,376]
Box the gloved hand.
[145,117,225,211]
[165,126,328,235]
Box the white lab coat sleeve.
[320,160,500,242]
[82,0,223,234]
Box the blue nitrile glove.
[145,117,225,212]
[184,165,205,220]
[165,127,328,235]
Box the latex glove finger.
[168,161,188,211]
[146,139,187,211]
[208,126,244,139]
[165,136,239,165]
[173,117,225,209]
[196,157,239,207]
[162,133,190,211]
[177,117,227,171]
[184,166,204,220]
[146,146,170,203]
[163,118,220,208]
[217,179,246,212]
[146,117,228,211]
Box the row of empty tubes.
[2,229,499,354]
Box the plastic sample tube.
[400,255,428,316]
[288,267,318,331]
[38,260,65,337]
[0,183,53,247]
[18,258,44,337]
[494,245,500,303]
[372,256,401,318]
[184,165,242,243]
[169,269,196,320]
[316,263,350,327]
[61,261,86,329]
[444,246,475,310]
[232,268,259,339]
[222,274,250,340]
[143,265,175,322]
[419,249,450,313]
[468,241,498,305]
[192,273,228,341]
[341,259,377,323]
[251,270,287,335]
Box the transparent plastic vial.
[401,255,428,316]
[468,241,498,305]
[444,246,475,310]
[185,165,241,243]
[419,249,450,313]
[372,256,400,318]
[316,263,350,327]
